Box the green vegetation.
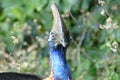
[0,0,120,80]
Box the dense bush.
[0,0,120,80]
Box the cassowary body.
[0,72,42,80]
[0,2,72,80]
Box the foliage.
[0,0,120,80]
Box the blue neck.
[49,41,72,80]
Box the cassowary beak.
[51,3,70,47]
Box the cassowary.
[0,3,72,80]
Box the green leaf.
[62,0,74,12]
[81,0,91,12]
[1,0,23,11]
[109,72,119,80]
[11,7,24,20]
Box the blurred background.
[0,0,120,80]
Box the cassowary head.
[48,3,72,47]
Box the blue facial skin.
[49,41,72,80]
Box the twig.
[69,11,78,23]
[79,71,87,80]
[77,29,86,63]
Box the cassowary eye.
[52,35,55,38]
[51,33,56,40]
[61,40,63,42]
